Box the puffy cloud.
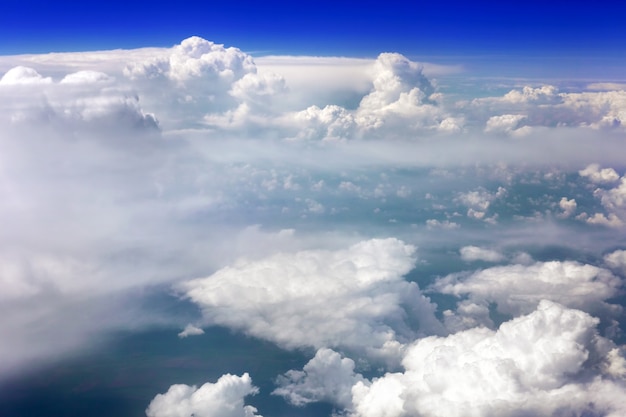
[60,70,114,84]
[0,66,52,85]
[354,53,446,135]
[431,261,623,317]
[178,238,443,361]
[604,249,626,275]
[124,36,268,128]
[145,373,261,417]
[177,324,205,338]
[580,164,620,184]
[455,187,505,221]
[459,246,504,262]
[425,219,460,230]
[484,114,528,134]
[585,212,625,228]
[288,104,357,141]
[351,301,626,417]
[501,85,561,104]
[125,36,255,84]
[597,177,626,212]
[558,196,577,218]
[579,169,626,228]
[0,69,158,133]
[472,85,626,131]
[273,348,365,408]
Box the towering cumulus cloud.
[351,301,626,417]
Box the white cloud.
[459,246,504,262]
[501,85,561,104]
[586,212,625,228]
[579,164,620,184]
[558,196,577,218]
[431,261,622,317]
[60,70,114,84]
[604,249,626,275]
[456,187,505,221]
[288,104,357,141]
[125,36,255,84]
[597,177,626,211]
[3,38,626,408]
[351,301,626,417]
[145,373,261,417]
[178,238,443,361]
[425,219,460,230]
[0,66,52,85]
[177,324,205,338]
[484,114,527,134]
[273,348,365,408]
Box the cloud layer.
[1,36,626,417]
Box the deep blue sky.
[1,1,625,58]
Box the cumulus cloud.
[425,219,460,230]
[125,36,255,84]
[288,104,357,141]
[178,238,443,361]
[604,249,626,275]
[0,66,52,85]
[558,196,577,218]
[273,348,365,408]
[177,324,205,338]
[455,187,506,221]
[501,85,561,104]
[580,164,620,184]
[146,373,261,417]
[431,261,623,318]
[585,212,625,228]
[3,37,626,417]
[459,246,505,262]
[0,67,158,132]
[484,114,528,135]
[60,70,114,84]
[351,301,626,417]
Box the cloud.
[273,348,365,408]
[125,36,256,84]
[0,69,158,133]
[351,301,626,417]
[60,70,114,84]
[3,38,626,416]
[501,85,561,104]
[178,238,443,362]
[580,164,620,184]
[585,212,625,228]
[604,249,626,275]
[425,219,460,230]
[558,196,577,218]
[177,324,205,338]
[145,373,261,417]
[484,114,528,135]
[455,187,506,222]
[431,261,623,318]
[459,246,505,262]
[0,66,52,85]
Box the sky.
[1,3,626,417]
